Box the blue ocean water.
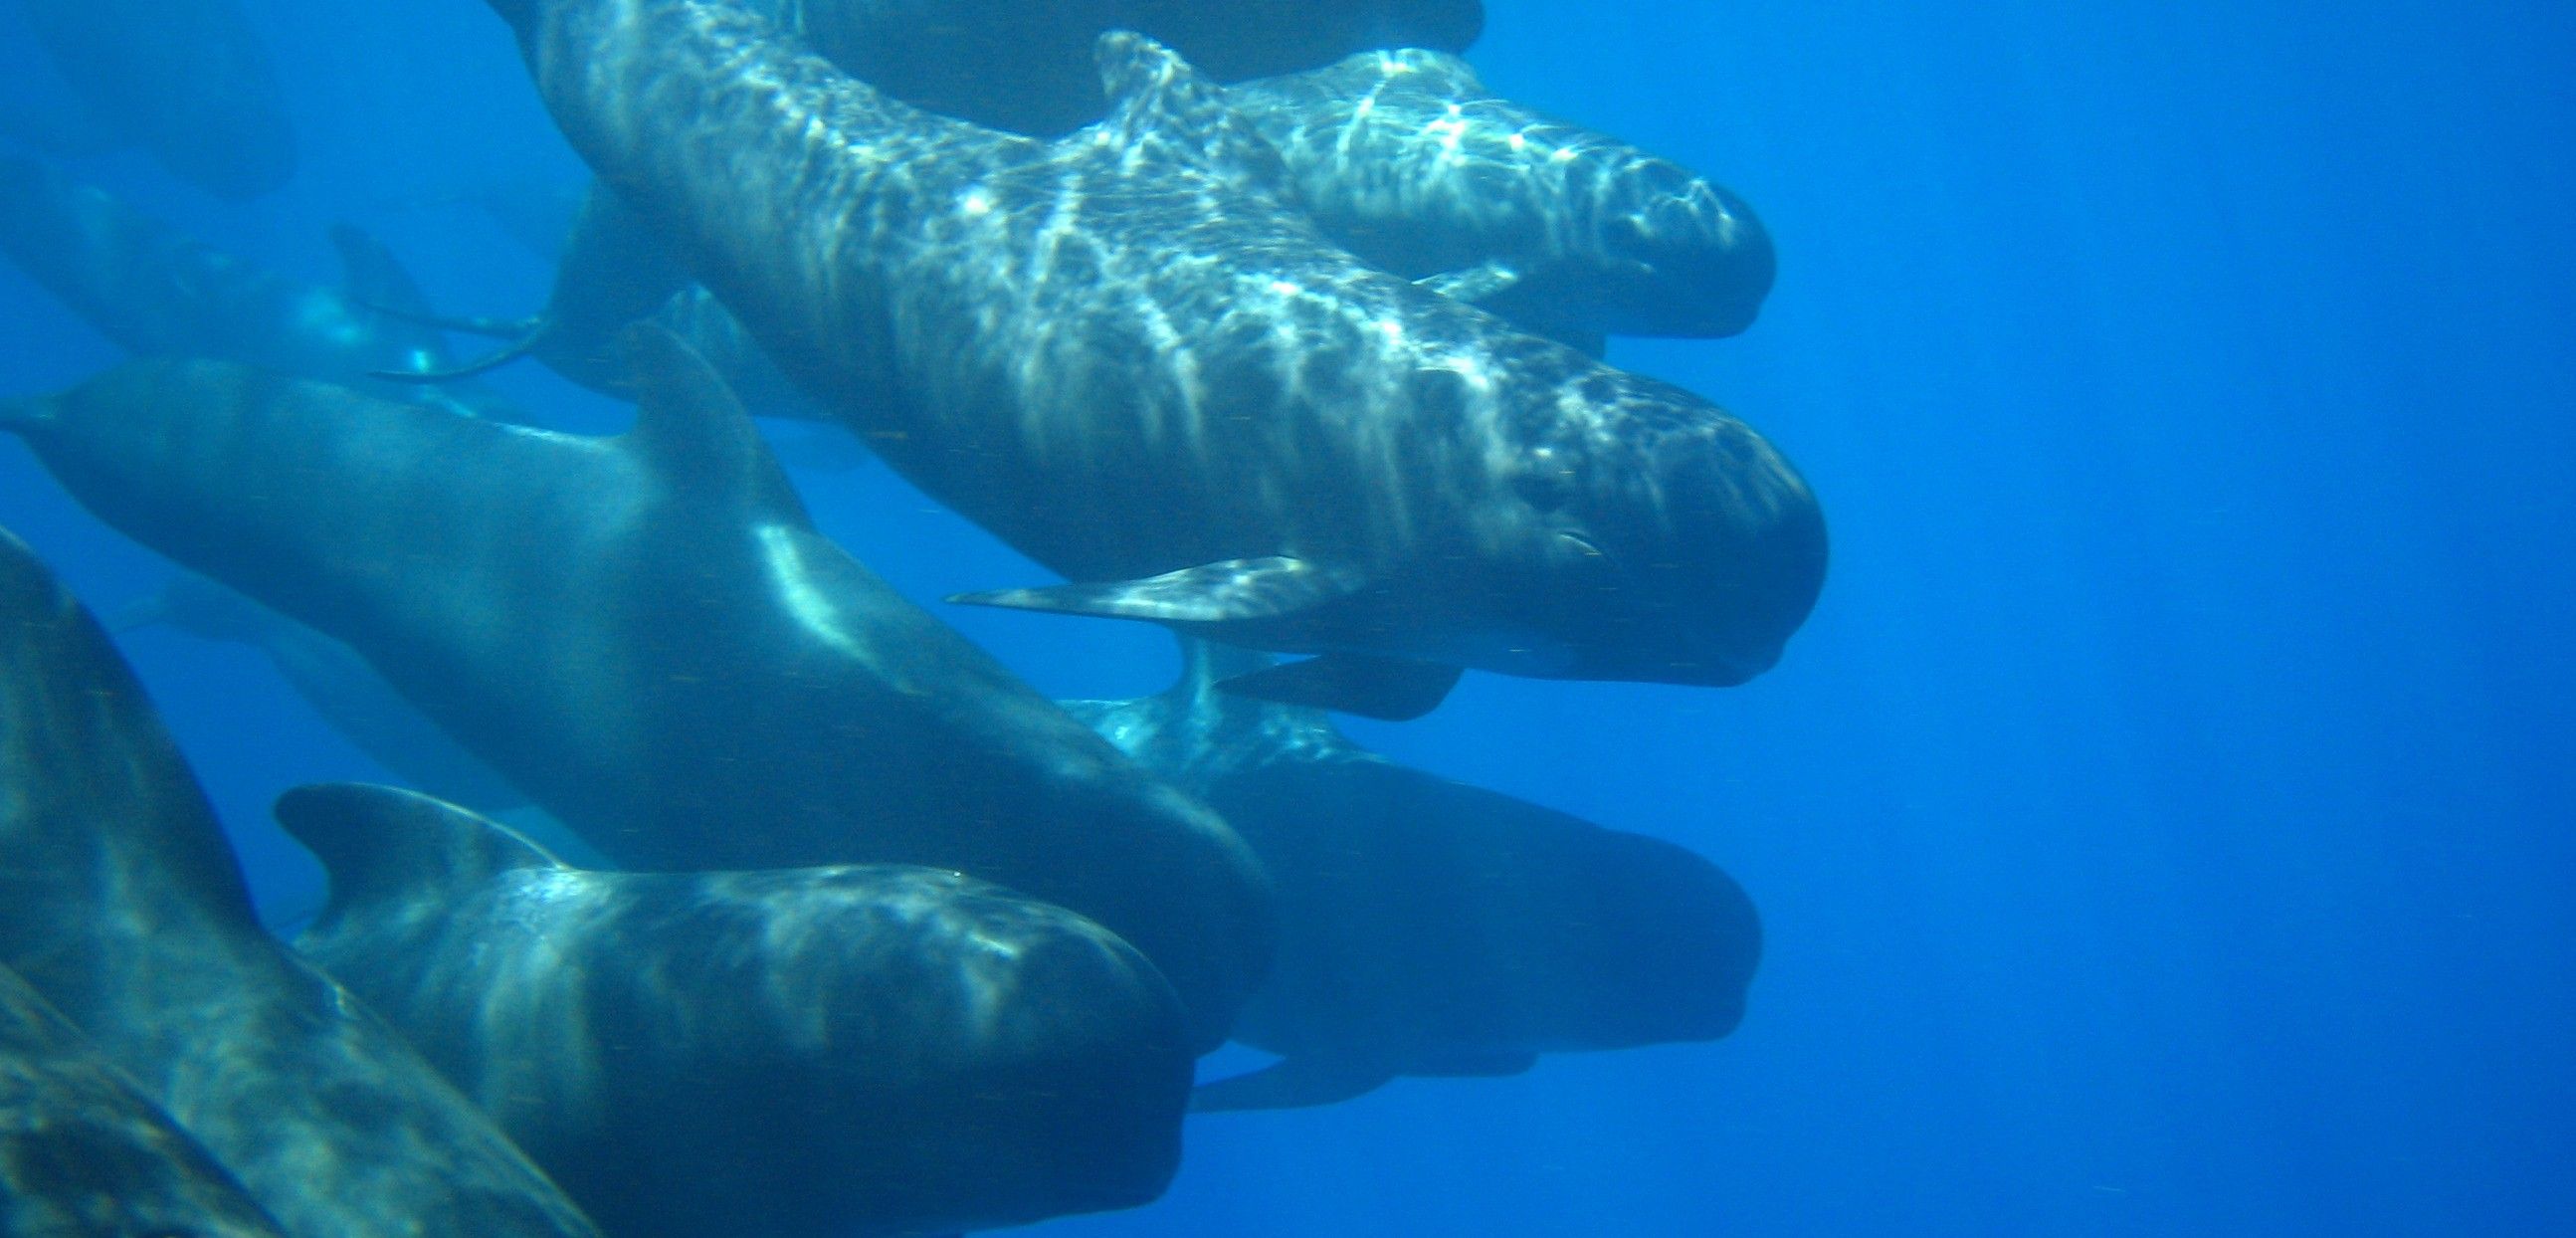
[2,1,2569,1234]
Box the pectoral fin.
[948,556,1365,625]
[1191,1056,1396,1113]
[1417,260,1523,305]
[1217,653,1462,722]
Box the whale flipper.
[1192,1056,1396,1113]
[1217,653,1462,722]
[953,559,1460,718]
[950,556,1366,626]
[1417,260,1523,305]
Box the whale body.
[1068,640,1762,1110]
[281,782,1191,1238]
[115,574,531,815]
[738,0,1484,136]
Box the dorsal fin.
[1371,48,1491,100]
[0,526,265,942]
[1090,31,1288,197]
[274,783,562,924]
[327,224,437,323]
[614,323,812,525]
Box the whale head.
[1585,161,1777,338]
[1494,369,1826,689]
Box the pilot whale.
[1229,48,1775,346]
[280,782,1189,1238]
[484,0,1825,721]
[0,332,1272,1050]
[0,525,601,1238]
[0,156,516,420]
[0,963,288,1238]
[1067,639,1761,1110]
[8,0,294,199]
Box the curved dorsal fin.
[1090,32,1288,197]
[327,224,437,323]
[1367,48,1491,100]
[273,783,562,925]
[615,323,811,525]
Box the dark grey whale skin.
[0,963,289,1238]
[0,526,602,1238]
[0,340,1273,1052]
[8,0,294,199]
[1067,641,1761,1111]
[281,783,1191,1238]
[487,0,1825,714]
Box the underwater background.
[1,1,2568,1234]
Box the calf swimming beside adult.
[485,0,1826,721]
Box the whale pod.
[0,333,1273,1051]
[489,1,1825,720]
